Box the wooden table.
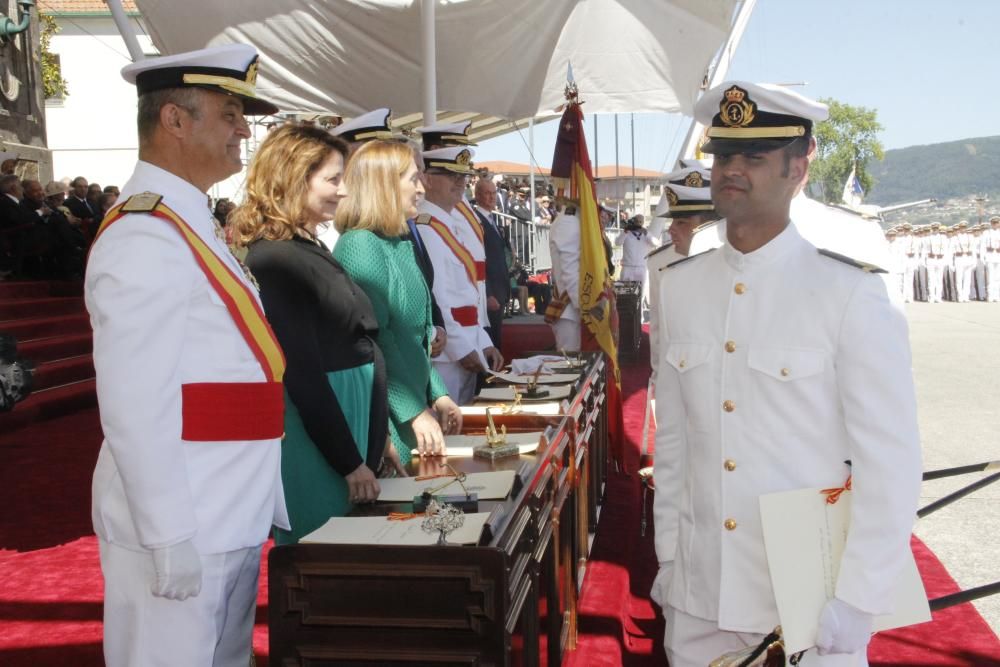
[268,353,609,666]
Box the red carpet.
[1,329,999,665]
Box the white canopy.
[134,0,738,128]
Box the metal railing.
[494,210,551,273]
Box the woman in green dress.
[333,140,463,462]
[232,123,404,544]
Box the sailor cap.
[332,108,398,143]
[418,121,476,150]
[656,183,714,218]
[121,43,279,116]
[694,81,828,155]
[422,146,476,175]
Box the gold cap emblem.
[720,85,756,128]
[456,149,472,166]
[244,57,259,88]
[684,172,705,188]
[666,188,679,206]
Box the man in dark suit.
[473,178,511,349]
[65,176,98,229]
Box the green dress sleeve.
[335,231,430,426]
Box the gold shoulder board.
[666,247,716,269]
[817,248,887,274]
[415,213,432,225]
[121,192,164,213]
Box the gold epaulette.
[645,241,675,260]
[120,192,164,213]
[415,213,432,225]
[665,247,716,269]
[817,248,887,274]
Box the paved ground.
[907,303,1000,637]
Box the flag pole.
[421,0,437,126]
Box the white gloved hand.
[649,561,674,608]
[151,539,203,600]
[815,597,874,655]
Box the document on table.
[415,431,543,458]
[376,470,517,502]
[476,385,573,402]
[300,512,491,546]
[759,488,931,654]
[484,369,581,385]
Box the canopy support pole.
[529,118,536,221]
[421,0,437,126]
[107,0,144,62]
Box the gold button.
[724,518,738,531]
[781,368,790,377]
[724,340,736,353]
[722,400,735,412]
[679,359,686,368]
[734,282,747,295]
[724,459,737,471]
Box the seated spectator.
[87,183,103,220]
[103,184,120,196]
[64,176,98,232]
[98,192,118,216]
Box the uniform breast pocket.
[663,342,715,431]
[747,347,828,430]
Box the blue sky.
[475,0,998,172]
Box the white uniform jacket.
[417,200,492,364]
[652,223,921,633]
[615,227,656,278]
[645,242,681,382]
[548,212,581,322]
[455,198,490,328]
[85,161,288,555]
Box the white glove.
[649,561,674,608]
[151,539,203,600]
[815,597,874,655]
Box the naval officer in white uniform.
[651,81,922,666]
[85,44,288,667]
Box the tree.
[40,13,68,99]
[810,99,883,204]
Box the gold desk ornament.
[559,348,585,371]
[413,463,479,512]
[474,407,521,460]
[523,364,550,399]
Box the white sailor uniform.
[652,223,921,666]
[416,200,491,404]
[548,211,583,351]
[86,161,288,667]
[615,226,656,282]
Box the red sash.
[417,213,485,285]
[455,200,485,246]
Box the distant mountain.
[866,136,1000,205]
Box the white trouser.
[433,360,477,405]
[956,260,974,302]
[902,263,916,302]
[974,261,986,300]
[927,263,945,302]
[664,605,868,667]
[987,258,1000,301]
[100,539,262,667]
[551,317,581,353]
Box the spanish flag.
[550,99,625,469]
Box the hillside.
[866,135,1000,205]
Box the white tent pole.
[107,0,144,61]
[529,118,536,221]
[630,112,636,213]
[614,114,620,223]
[421,0,437,126]
[677,0,758,162]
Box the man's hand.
[410,408,446,455]
[434,395,462,435]
[587,302,606,322]
[815,597,874,655]
[345,463,380,503]
[430,326,447,358]
[151,539,202,600]
[487,296,501,312]
[483,346,504,371]
[379,437,407,478]
[458,350,487,373]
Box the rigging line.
[658,113,688,174]
[37,1,134,61]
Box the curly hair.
[231,122,349,246]
[333,139,416,237]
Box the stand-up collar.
[722,220,802,272]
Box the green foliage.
[867,136,1000,205]
[810,99,883,204]
[39,13,68,99]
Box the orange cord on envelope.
[387,512,422,521]
[821,475,852,504]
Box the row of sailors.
[886,219,1000,302]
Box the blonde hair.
[231,122,349,246]
[333,139,414,236]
